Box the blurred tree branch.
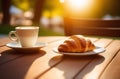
[1,0,11,25]
[32,0,46,25]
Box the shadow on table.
[0,49,46,79]
[48,55,105,79]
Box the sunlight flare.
[60,0,64,3]
[65,0,94,11]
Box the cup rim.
[16,26,39,30]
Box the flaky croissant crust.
[58,35,95,53]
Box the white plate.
[6,42,47,52]
[53,46,106,56]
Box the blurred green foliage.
[12,0,35,11]
[0,24,15,34]
[38,26,64,36]
[0,0,2,12]
[44,0,63,11]
[11,0,63,12]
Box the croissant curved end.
[58,44,68,52]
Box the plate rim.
[6,42,47,49]
[53,46,106,56]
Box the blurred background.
[0,0,120,37]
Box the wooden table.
[0,36,120,79]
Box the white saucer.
[6,42,47,52]
[53,46,106,56]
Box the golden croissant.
[58,35,95,53]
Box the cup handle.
[9,31,18,41]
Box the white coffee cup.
[9,26,39,47]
